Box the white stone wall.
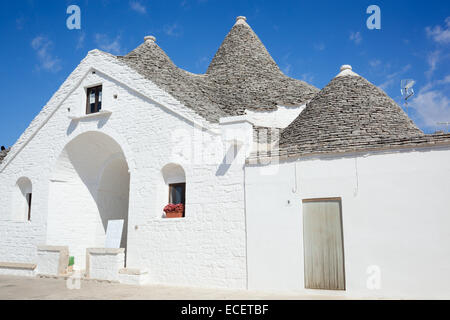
[36,250,61,276]
[0,51,247,289]
[245,105,305,129]
[88,250,125,282]
[245,146,450,299]
[0,221,45,264]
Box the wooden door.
[303,198,346,290]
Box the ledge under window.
[68,110,112,120]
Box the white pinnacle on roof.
[336,64,360,77]
[235,16,248,26]
[144,36,156,43]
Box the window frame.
[86,85,103,115]
[168,183,186,217]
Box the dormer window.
[86,85,102,114]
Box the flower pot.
[165,211,184,218]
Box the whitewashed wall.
[245,147,450,299]
[245,105,305,129]
[0,51,247,289]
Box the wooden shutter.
[303,198,346,290]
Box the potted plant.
[164,203,184,218]
[67,256,74,273]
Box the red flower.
[163,203,184,213]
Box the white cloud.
[281,53,293,76]
[16,16,25,30]
[378,64,412,90]
[314,42,326,51]
[164,23,182,37]
[283,64,292,76]
[426,17,450,45]
[426,50,441,79]
[76,32,85,50]
[300,73,314,84]
[378,79,395,91]
[349,31,362,45]
[369,59,381,68]
[130,1,147,14]
[31,36,61,73]
[195,56,210,72]
[438,74,450,85]
[410,79,450,130]
[94,34,123,55]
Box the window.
[14,177,32,221]
[86,85,102,114]
[169,183,186,205]
[26,193,32,221]
[169,183,186,216]
[161,163,186,218]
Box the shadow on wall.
[66,113,111,136]
[216,144,241,176]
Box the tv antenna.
[401,79,415,116]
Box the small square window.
[86,85,102,114]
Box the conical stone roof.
[205,16,318,115]
[118,37,229,122]
[117,17,319,122]
[279,65,425,156]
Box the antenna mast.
[401,79,415,116]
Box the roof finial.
[144,36,156,44]
[235,16,248,25]
[337,64,359,77]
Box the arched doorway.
[47,131,130,270]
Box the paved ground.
[0,275,349,300]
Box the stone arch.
[47,131,130,270]
[161,163,186,185]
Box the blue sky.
[0,0,449,147]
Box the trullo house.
[0,16,449,299]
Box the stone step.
[119,268,149,285]
[0,262,36,277]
